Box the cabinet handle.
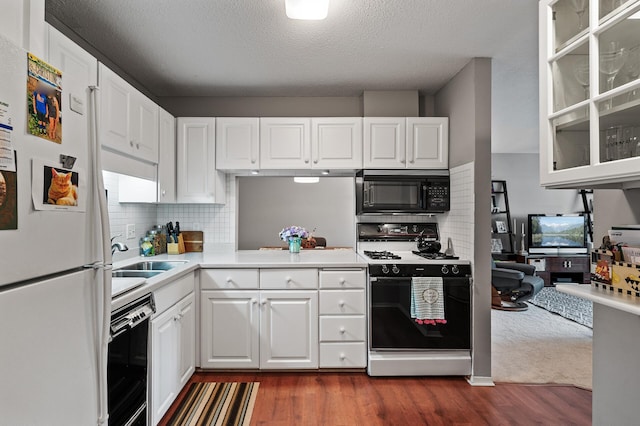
[339,278,346,286]
[226,277,233,284]
[261,299,268,306]
[338,300,345,308]
[339,353,346,361]
[339,326,346,334]
[286,276,292,284]
[130,140,134,147]
[136,143,140,149]
[251,298,258,305]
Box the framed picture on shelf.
[491,238,503,254]
[495,221,508,233]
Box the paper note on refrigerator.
[0,99,16,172]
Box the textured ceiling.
[46,0,538,97]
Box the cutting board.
[181,231,203,252]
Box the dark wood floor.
[160,372,592,425]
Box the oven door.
[369,276,471,350]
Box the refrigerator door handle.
[90,86,112,426]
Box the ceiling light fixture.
[285,0,329,20]
[294,177,320,183]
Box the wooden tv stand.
[515,254,590,287]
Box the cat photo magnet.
[31,158,86,212]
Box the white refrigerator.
[0,30,112,425]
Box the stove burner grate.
[363,250,401,260]
[411,250,459,260]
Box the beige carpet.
[492,304,592,389]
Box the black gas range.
[357,223,470,277]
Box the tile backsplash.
[439,162,474,261]
[104,171,236,254]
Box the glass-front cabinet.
[540,0,640,188]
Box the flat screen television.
[527,214,588,254]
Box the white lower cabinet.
[200,289,318,370]
[150,292,195,425]
[200,290,260,369]
[150,273,196,426]
[199,267,366,372]
[260,290,318,369]
[318,269,367,368]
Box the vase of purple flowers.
[279,225,309,253]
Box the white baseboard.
[466,375,495,386]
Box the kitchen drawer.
[201,269,259,290]
[154,272,195,315]
[319,315,366,342]
[319,290,365,315]
[260,268,318,289]
[319,269,366,289]
[319,342,367,368]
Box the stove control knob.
[451,265,460,275]
[441,265,449,275]
[381,265,389,274]
[392,265,400,275]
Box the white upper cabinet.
[539,0,640,188]
[176,117,225,204]
[363,118,406,168]
[406,117,448,169]
[216,117,260,170]
[158,108,176,203]
[311,118,363,169]
[364,117,448,169]
[98,63,159,163]
[260,118,311,169]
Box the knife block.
[168,234,186,255]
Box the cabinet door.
[176,117,225,204]
[176,293,196,389]
[406,117,448,169]
[363,118,406,168]
[311,118,362,169]
[216,118,259,170]
[200,290,260,369]
[98,63,131,154]
[260,290,318,369]
[151,305,179,426]
[260,118,311,169]
[158,108,176,203]
[130,91,159,163]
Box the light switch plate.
[126,224,136,239]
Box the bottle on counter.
[140,236,154,257]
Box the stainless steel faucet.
[111,235,129,255]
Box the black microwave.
[356,170,450,215]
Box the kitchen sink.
[115,260,189,271]
[112,270,164,278]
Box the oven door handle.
[370,277,413,283]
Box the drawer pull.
[339,278,346,286]
[286,276,292,284]
[339,353,346,361]
[226,277,233,284]
[338,300,345,308]
[260,299,268,306]
[339,326,346,334]
[251,298,258,305]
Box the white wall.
[593,190,640,244]
[237,177,355,249]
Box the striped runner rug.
[166,382,259,426]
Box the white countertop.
[111,248,368,310]
[557,284,640,316]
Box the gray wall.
[237,177,355,249]
[159,94,435,118]
[593,190,640,244]
[492,153,586,227]
[435,58,493,382]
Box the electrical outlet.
[126,224,136,239]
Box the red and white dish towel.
[410,276,447,325]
